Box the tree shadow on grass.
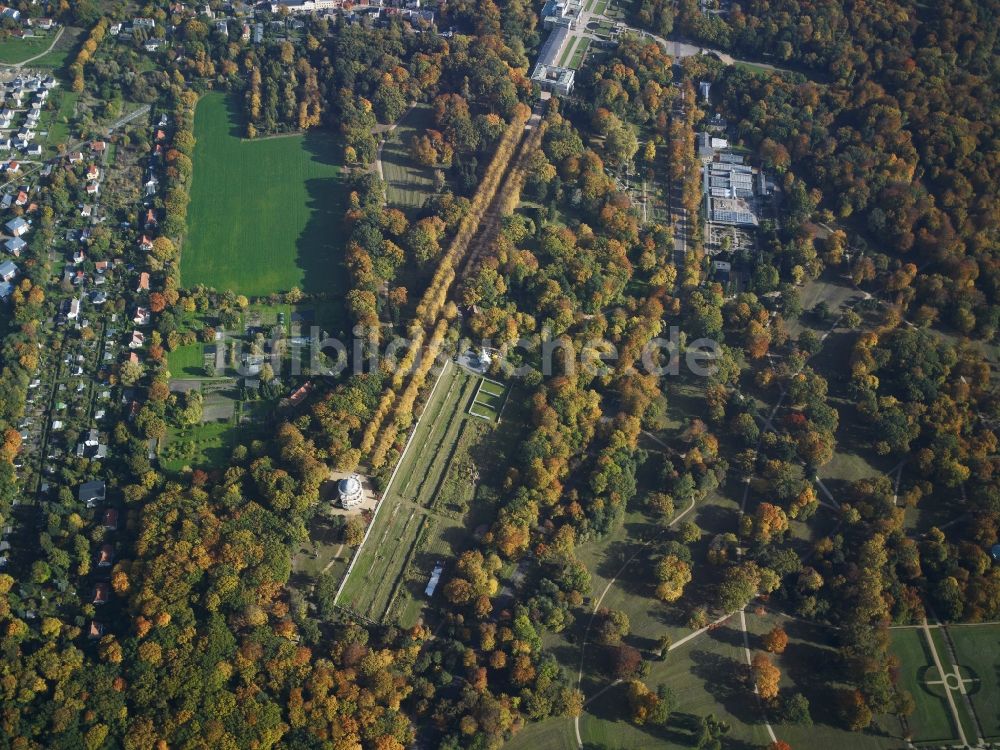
[293,131,349,329]
[689,647,760,727]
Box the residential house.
[144,38,165,51]
[0,281,12,300]
[86,164,100,181]
[92,582,108,605]
[6,161,19,174]
[144,208,158,228]
[137,272,150,291]
[133,306,150,325]
[95,260,109,273]
[139,235,154,253]
[0,259,17,281]
[78,480,106,507]
[3,217,26,236]
[72,248,85,264]
[26,144,41,157]
[4,237,25,257]
[88,621,104,638]
[128,330,145,349]
[67,297,81,320]
[90,140,106,154]
[76,428,107,460]
[14,190,26,206]
[86,182,99,196]
[68,151,83,163]
[97,544,114,567]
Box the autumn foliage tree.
[752,652,781,700]
[763,626,789,654]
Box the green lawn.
[929,625,982,743]
[503,718,577,750]
[18,26,81,70]
[889,627,958,744]
[183,92,346,296]
[569,37,591,70]
[948,624,1000,740]
[381,104,445,211]
[0,34,52,64]
[558,36,578,67]
[167,342,206,378]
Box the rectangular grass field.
[183,92,346,296]
[889,628,958,744]
[947,624,1000,740]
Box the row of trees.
[69,17,109,93]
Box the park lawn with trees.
[576,626,775,749]
[159,418,239,473]
[6,3,1000,750]
[182,92,346,296]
